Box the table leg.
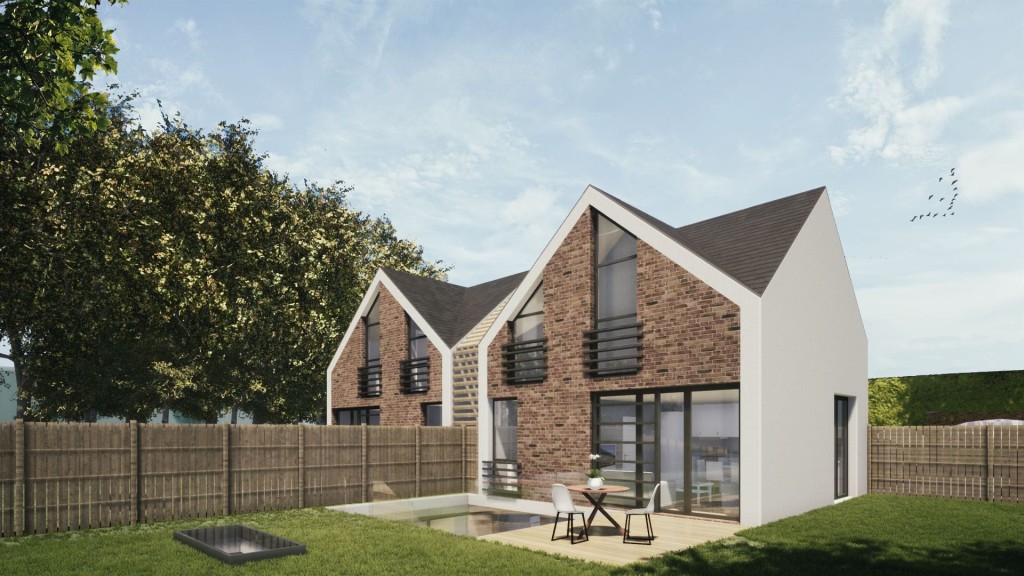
[582,493,622,532]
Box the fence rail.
[0,421,476,537]
[869,425,1022,503]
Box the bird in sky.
[951,179,959,185]
[939,197,944,202]
[939,177,943,182]
[929,194,934,199]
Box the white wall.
[758,193,868,524]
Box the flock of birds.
[911,168,960,222]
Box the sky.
[4,0,1022,379]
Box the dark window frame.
[586,210,643,377]
[835,396,850,499]
[358,295,382,397]
[503,283,547,385]
[334,407,380,426]
[423,402,442,426]
[401,314,430,393]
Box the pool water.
[385,505,554,537]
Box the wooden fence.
[0,421,477,537]
[869,425,1022,503]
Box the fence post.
[415,426,421,498]
[297,425,305,509]
[361,424,369,503]
[13,419,24,536]
[129,421,138,525]
[985,425,993,502]
[221,423,231,516]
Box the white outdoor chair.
[623,482,660,544]
[550,483,588,544]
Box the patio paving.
[480,511,744,566]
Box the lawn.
[0,495,1021,575]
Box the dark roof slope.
[381,268,526,347]
[597,185,825,296]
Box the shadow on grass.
[612,536,1024,576]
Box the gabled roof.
[601,186,825,296]
[381,268,527,347]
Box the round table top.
[565,484,630,494]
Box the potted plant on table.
[587,454,604,489]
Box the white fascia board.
[325,269,390,424]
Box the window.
[334,407,380,425]
[593,387,740,520]
[835,396,850,499]
[401,315,430,392]
[358,296,382,397]
[585,212,642,376]
[502,284,547,384]
[423,403,442,426]
[492,399,518,461]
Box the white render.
[758,193,868,524]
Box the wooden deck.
[480,512,744,566]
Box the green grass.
[1,495,1021,575]
[613,494,1024,576]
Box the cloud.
[639,0,662,31]
[248,113,283,131]
[172,18,201,51]
[830,0,959,164]
[956,118,1024,203]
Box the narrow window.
[423,403,442,426]
[835,396,850,499]
[586,212,641,376]
[402,315,430,392]
[492,399,518,461]
[503,284,546,384]
[358,296,382,397]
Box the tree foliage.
[1,97,448,423]
[868,370,1024,426]
[0,0,124,153]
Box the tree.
[0,0,124,153]
[0,0,125,419]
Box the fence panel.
[230,425,301,514]
[1,421,478,537]
[22,423,131,534]
[0,423,14,537]
[138,423,223,524]
[302,425,362,507]
[869,425,1022,503]
[367,426,418,501]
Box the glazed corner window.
[401,315,430,393]
[585,212,642,376]
[835,396,850,499]
[334,407,379,425]
[503,284,547,384]
[358,295,382,397]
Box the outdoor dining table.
[566,484,630,533]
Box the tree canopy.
[1,0,124,153]
[1,97,448,423]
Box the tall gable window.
[358,295,382,397]
[502,284,547,384]
[401,315,430,393]
[585,212,643,376]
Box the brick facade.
[487,209,741,501]
[330,285,443,426]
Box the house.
[327,185,867,526]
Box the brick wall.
[487,208,741,501]
[330,285,443,426]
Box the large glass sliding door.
[593,386,739,520]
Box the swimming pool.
[394,505,554,537]
[332,495,556,537]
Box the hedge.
[868,370,1024,426]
